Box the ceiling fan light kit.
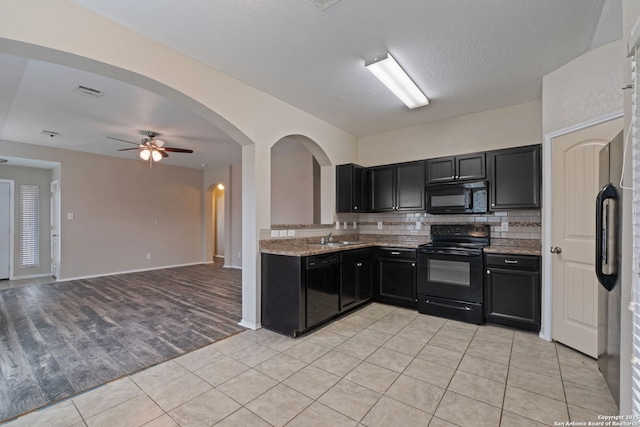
[108,131,193,168]
[365,52,429,109]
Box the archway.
[270,134,332,225]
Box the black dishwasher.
[306,253,340,328]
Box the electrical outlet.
[335,221,340,230]
[501,221,509,232]
[146,253,151,259]
[67,213,74,220]
[378,221,382,229]
[416,221,422,230]
[353,222,357,229]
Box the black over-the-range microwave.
[426,180,488,214]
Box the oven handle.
[418,249,481,257]
[425,299,473,311]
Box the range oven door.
[416,248,484,304]
[416,248,484,324]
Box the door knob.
[550,246,562,254]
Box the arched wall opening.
[205,182,228,265]
[270,134,333,226]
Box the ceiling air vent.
[41,130,62,138]
[72,84,104,98]
[310,0,341,11]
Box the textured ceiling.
[0,0,622,169]
[68,0,620,137]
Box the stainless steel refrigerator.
[596,130,623,407]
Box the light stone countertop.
[260,236,542,257]
[260,235,426,257]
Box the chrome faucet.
[321,232,333,245]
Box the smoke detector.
[72,84,104,98]
[310,0,341,11]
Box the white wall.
[2,139,204,280]
[359,101,542,166]
[542,40,625,135]
[0,164,52,278]
[271,138,316,224]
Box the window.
[632,34,640,415]
[20,185,39,267]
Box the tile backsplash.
[263,210,541,241]
[349,210,541,240]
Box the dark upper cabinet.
[370,160,425,212]
[427,153,485,184]
[336,164,368,213]
[488,145,541,210]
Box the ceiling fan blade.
[160,150,169,158]
[108,136,140,146]
[117,147,141,151]
[164,147,194,153]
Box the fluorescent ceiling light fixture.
[365,53,429,109]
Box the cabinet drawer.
[485,254,539,270]
[378,248,416,260]
[340,248,373,264]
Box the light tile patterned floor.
[1,303,618,427]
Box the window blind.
[19,185,39,267]
[631,40,640,415]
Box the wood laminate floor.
[0,263,243,423]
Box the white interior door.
[551,118,622,357]
[50,180,59,278]
[0,181,11,280]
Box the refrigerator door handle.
[595,183,618,291]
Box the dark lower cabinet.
[340,248,373,310]
[262,249,373,338]
[484,253,540,331]
[261,253,306,337]
[376,248,417,308]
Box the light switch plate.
[278,230,287,237]
[67,213,74,220]
[501,221,509,232]
[270,230,279,237]
[287,230,295,236]
[378,221,382,229]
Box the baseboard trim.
[9,272,53,280]
[223,265,242,270]
[238,320,262,330]
[57,262,204,282]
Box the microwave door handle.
[595,183,617,291]
[466,189,473,210]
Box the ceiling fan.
[108,131,194,167]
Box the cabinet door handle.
[412,263,416,267]
[504,260,518,264]
[356,263,362,267]
[354,206,358,210]
[390,251,401,255]
[486,269,491,274]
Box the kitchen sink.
[310,241,362,247]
